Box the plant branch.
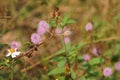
[20,36,119,72]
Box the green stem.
[61,36,70,67]
[10,59,15,80]
[61,36,73,80]
[11,69,13,80]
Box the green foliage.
[71,69,77,79]
[48,67,65,76]
[61,13,75,27]
[89,57,104,66]
[111,54,119,62]
[57,58,66,67]
[50,18,57,27]
[50,13,75,28]
[112,13,120,24]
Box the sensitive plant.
[0,7,120,80]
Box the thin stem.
[61,36,73,80]
[11,69,13,80]
[61,36,70,67]
[10,59,15,80]
[21,52,64,72]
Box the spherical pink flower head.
[55,27,62,34]
[64,37,70,44]
[31,33,41,44]
[92,47,99,56]
[114,62,120,71]
[85,22,93,32]
[37,20,50,35]
[103,67,112,77]
[83,54,90,61]
[10,41,20,49]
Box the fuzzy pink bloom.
[85,22,93,31]
[64,37,70,44]
[114,62,120,71]
[55,27,62,34]
[37,21,50,35]
[10,41,20,49]
[103,67,112,77]
[92,47,99,56]
[83,54,90,61]
[31,33,41,44]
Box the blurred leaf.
[15,59,23,65]
[0,63,9,67]
[112,13,120,24]
[66,19,75,24]
[111,54,119,62]
[48,67,65,76]
[57,77,65,80]
[71,42,83,51]
[71,69,76,79]
[80,61,89,69]
[0,77,4,80]
[89,58,104,66]
[115,44,120,54]
[79,76,86,80]
[52,56,64,62]
[50,18,57,27]
[61,13,75,27]
[86,69,98,76]
[104,49,113,57]
[23,77,28,80]
[92,17,101,29]
[55,49,65,54]
[57,59,66,67]
[77,56,83,61]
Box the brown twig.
[16,40,44,59]
[21,52,65,72]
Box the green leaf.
[77,56,83,61]
[111,54,119,62]
[79,76,86,80]
[55,49,65,54]
[115,44,120,54]
[71,69,76,79]
[58,77,65,80]
[104,49,113,57]
[66,19,75,24]
[89,58,104,66]
[80,61,89,69]
[50,18,57,27]
[57,59,66,67]
[62,13,70,23]
[61,13,75,26]
[48,67,65,76]
[0,63,9,67]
